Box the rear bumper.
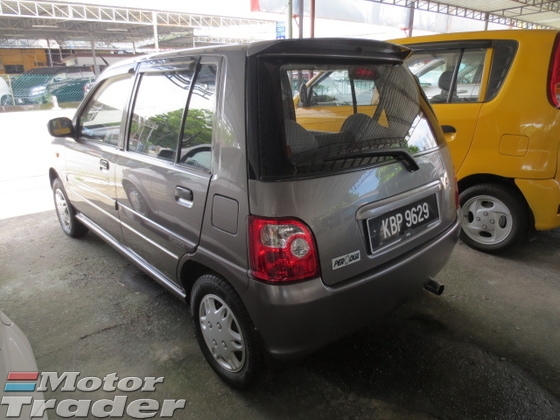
[516,178,560,230]
[241,218,460,360]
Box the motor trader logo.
[1,371,186,418]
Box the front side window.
[78,74,134,146]
[406,48,486,104]
[251,58,439,180]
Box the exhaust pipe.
[424,278,444,296]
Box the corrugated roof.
[1,0,560,51]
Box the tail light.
[548,34,560,107]
[248,216,320,282]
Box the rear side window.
[250,59,439,180]
[486,40,518,102]
[406,48,486,104]
[127,61,216,172]
[179,63,216,172]
[129,69,195,161]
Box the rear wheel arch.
[178,259,214,302]
[458,173,515,193]
[178,258,249,305]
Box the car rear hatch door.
[247,39,457,286]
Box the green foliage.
[183,108,213,146]
[132,107,213,151]
[145,108,184,150]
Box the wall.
[0,49,48,74]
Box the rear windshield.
[249,58,440,180]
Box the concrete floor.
[1,109,560,419]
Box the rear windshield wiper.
[325,148,420,172]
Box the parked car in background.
[392,30,560,253]
[49,78,92,102]
[0,76,12,105]
[0,310,48,419]
[12,66,95,104]
[83,80,96,97]
[47,38,459,388]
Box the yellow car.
[391,30,560,252]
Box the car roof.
[391,29,559,46]
[98,38,414,84]
[118,38,411,68]
[23,66,90,75]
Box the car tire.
[53,178,89,238]
[190,273,268,389]
[0,95,12,106]
[459,183,529,253]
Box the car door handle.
[99,159,109,171]
[175,186,193,208]
[441,125,457,142]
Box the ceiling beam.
[364,0,550,29]
[0,0,275,49]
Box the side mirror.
[441,124,456,142]
[299,84,310,108]
[48,117,75,137]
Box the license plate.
[367,194,439,251]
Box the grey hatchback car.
[48,38,460,388]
